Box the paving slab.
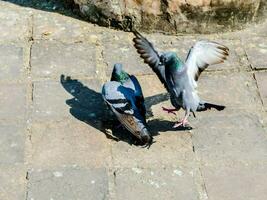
[0,165,26,200]
[33,11,101,42]
[27,167,108,200]
[202,164,267,200]
[29,119,111,168]
[243,37,267,69]
[255,71,267,110]
[0,83,27,120]
[0,44,24,81]
[0,6,31,41]
[31,40,97,78]
[0,123,25,165]
[197,72,262,111]
[219,19,267,39]
[32,78,104,121]
[115,167,198,200]
[135,75,167,97]
[112,132,194,168]
[192,113,267,165]
[102,32,152,76]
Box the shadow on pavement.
[4,0,81,19]
[148,119,193,132]
[60,74,178,146]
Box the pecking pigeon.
[132,30,228,128]
[102,63,153,146]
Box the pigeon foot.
[173,118,188,128]
[162,106,177,115]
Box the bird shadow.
[60,74,180,146]
[147,119,193,132]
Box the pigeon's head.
[113,63,123,74]
[160,52,177,65]
[111,63,129,83]
[140,127,153,148]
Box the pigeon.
[132,30,228,128]
[102,63,153,146]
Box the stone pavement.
[0,1,267,200]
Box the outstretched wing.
[132,30,168,90]
[185,40,229,81]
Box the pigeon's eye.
[160,56,166,63]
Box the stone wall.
[72,0,266,33]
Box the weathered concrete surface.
[0,45,24,81]
[197,72,262,111]
[202,164,267,200]
[0,6,31,41]
[0,165,26,200]
[29,120,111,168]
[112,132,194,168]
[0,84,27,120]
[192,113,267,164]
[0,124,25,165]
[32,79,103,120]
[31,41,97,78]
[243,37,267,69]
[0,1,266,199]
[255,72,267,110]
[115,167,198,200]
[27,167,108,200]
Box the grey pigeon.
[132,31,228,128]
[102,63,152,146]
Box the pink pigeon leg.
[162,106,177,115]
[173,110,190,128]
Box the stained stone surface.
[0,1,266,199]
[102,32,152,76]
[32,78,104,121]
[33,12,98,42]
[0,84,27,120]
[255,71,267,110]
[29,120,111,168]
[0,45,24,80]
[192,113,267,164]
[0,165,26,200]
[243,37,267,69]
[27,167,108,200]
[31,41,97,78]
[0,6,31,41]
[202,164,267,200]
[197,72,262,111]
[0,124,25,165]
[115,167,198,200]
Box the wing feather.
[186,40,229,81]
[132,30,168,90]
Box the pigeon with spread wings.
[132,31,228,128]
[102,63,152,146]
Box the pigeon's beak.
[140,128,153,147]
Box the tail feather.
[197,102,225,111]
